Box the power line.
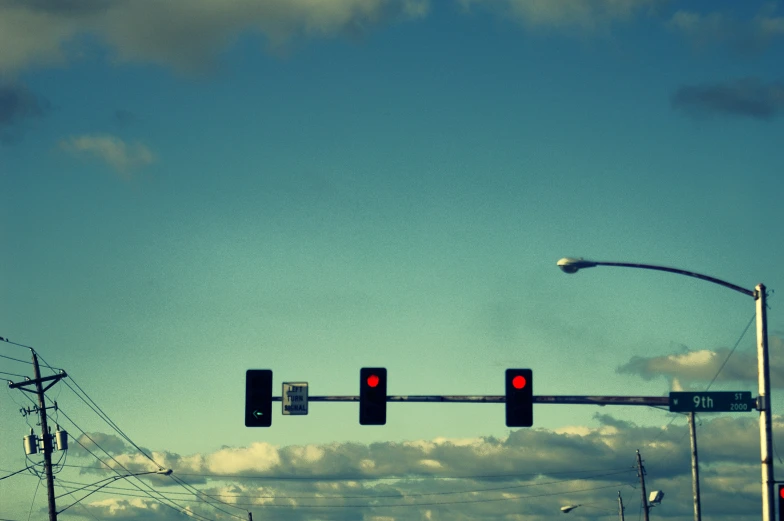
[46,408,218,521]
[52,479,635,509]
[29,356,241,521]
[67,463,636,481]
[0,467,34,481]
[32,364,248,520]
[53,483,102,521]
[706,312,756,391]
[0,336,35,350]
[0,353,32,365]
[48,469,635,502]
[0,370,28,378]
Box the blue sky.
[1,1,783,520]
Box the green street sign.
[669,391,755,413]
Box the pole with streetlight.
[55,468,173,515]
[556,257,773,521]
[560,492,626,520]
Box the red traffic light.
[367,375,380,388]
[512,375,527,389]
[780,486,784,499]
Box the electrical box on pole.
[505,369,533,427]
[245,370,273,427]
[359,368,387,425]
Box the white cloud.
[667,7,784,53]
[617,335,784,387]
[0,0,430,75]
[206,442,281,474]
[65,414,784,520]
[59,133,155,173]
[458,0,664,31]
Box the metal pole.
[636,450,649,521]
[618,490,625,521]
[32,352,57,521]
[756,284,774,521]
[688,412,702,521]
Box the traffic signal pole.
[268,394,671,406]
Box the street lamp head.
[557,257,598,274]
[560,505,580,513]
[156,468,173,475]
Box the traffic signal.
[245,369,273,427]
[505,368,533,427]
[778,484,784,521]
[359,368,387,425]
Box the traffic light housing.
[505,368,533,427]
[778,484,784,521]
[360,368,387,425]
[245,369,273,427]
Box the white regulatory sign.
[282,382,308,415]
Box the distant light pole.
[560,491,626,520]
[56,468,173,515]
[556,257,773,521]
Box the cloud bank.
[64,413,779,520]
[618,335,784,387]
[0,0,430,75]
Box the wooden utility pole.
[32,351,58,521]
[8,351,66,521]
[689,412,702,521]
[636,450,650,521]
[618,490,625,521]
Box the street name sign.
[282,382,308,415]
[669,391,755,413]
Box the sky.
[1,0,783,519]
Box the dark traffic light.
[360,368,387,425]
[505,368,533,427]
[245,369,273,427]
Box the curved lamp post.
[560,491,627,519]
[557,257,772,521]
[56,467,173,515]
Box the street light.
[557,257,773,521]
[56,468,173,514]
[560,491,627,519]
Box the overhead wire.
[0,370,28,378]
[0,467,35,481]
[53,482,102,521]
[0,353,32,365]
[648,311,757,474]
[51,478,636,509]
[705,312,756,391]
[156,466,633,482]
[44,408,218,521]
[48,468,636,502]
[0,336,35,350]
[33,351,248,519]
[27,478,41,521]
